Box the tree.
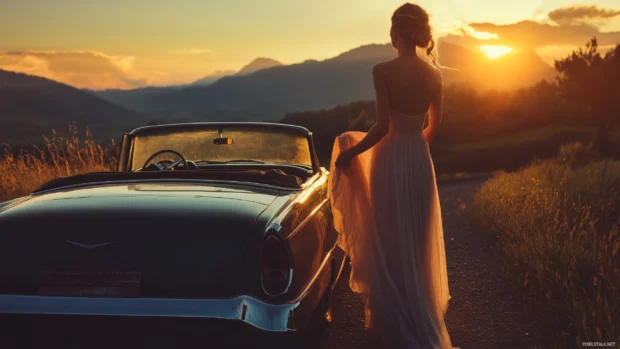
[555,37,620,154]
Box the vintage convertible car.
[0,122,347,340]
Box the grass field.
[0,127,117,202]
[469,142,620,348]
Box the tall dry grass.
[0,126,118,202]
[470,142,620,348]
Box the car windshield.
[130,125,312,171]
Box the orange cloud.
[548,5,620,25]
[440,5,620,63]
[465,21,620,49]
[170,48,213,55]
[0,50,167,90]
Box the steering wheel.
[142,149,187,171]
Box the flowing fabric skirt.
[327,131,454,349]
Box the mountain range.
[0,42,557,145]
[91,57,284,112]
[0,69,149,146]
[191,57,283,86]
[91,42,556,121]
[190,70,237,86]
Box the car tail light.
[260,234,292,297]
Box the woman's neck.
[397,45,418,58]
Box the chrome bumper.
[0,294,298,332]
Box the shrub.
[0,126,117,202]
[470,142,620,348]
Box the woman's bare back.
[375,56,442,116]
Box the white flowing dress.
[327,109,456,349]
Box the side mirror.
[214,138,233,145]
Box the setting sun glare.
[480,45,514,59]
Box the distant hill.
[87,85,187,114]
[93,57,284,109]
[236,58,283,76]
[97,42,555,121]
[191,69,237,86]
[117,47,389,120]
[190,58,282,86]
[0,69,151,146]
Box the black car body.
[0,122,346,334]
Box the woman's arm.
[346,64,390,157]
[423,68,443,145]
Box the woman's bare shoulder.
[424,60,443,81]
[374,58,441,86]
[372,60,394,75]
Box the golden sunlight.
[480,45,513,59]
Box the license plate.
[38,270,141,297]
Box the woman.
[328,3,458,348]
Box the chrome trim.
[291,248,333,304]
[0,294,299,332]
[0,196,30,214]
[300,171,321,189]
[266,223,282,233]
[286,198,329,241]
[31,179,301,197]
[128,122,311,137]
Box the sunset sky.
[1,0,619,89]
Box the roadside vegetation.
[0,125,117,202]
[469,142,620,348]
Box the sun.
[480,45,513,59]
